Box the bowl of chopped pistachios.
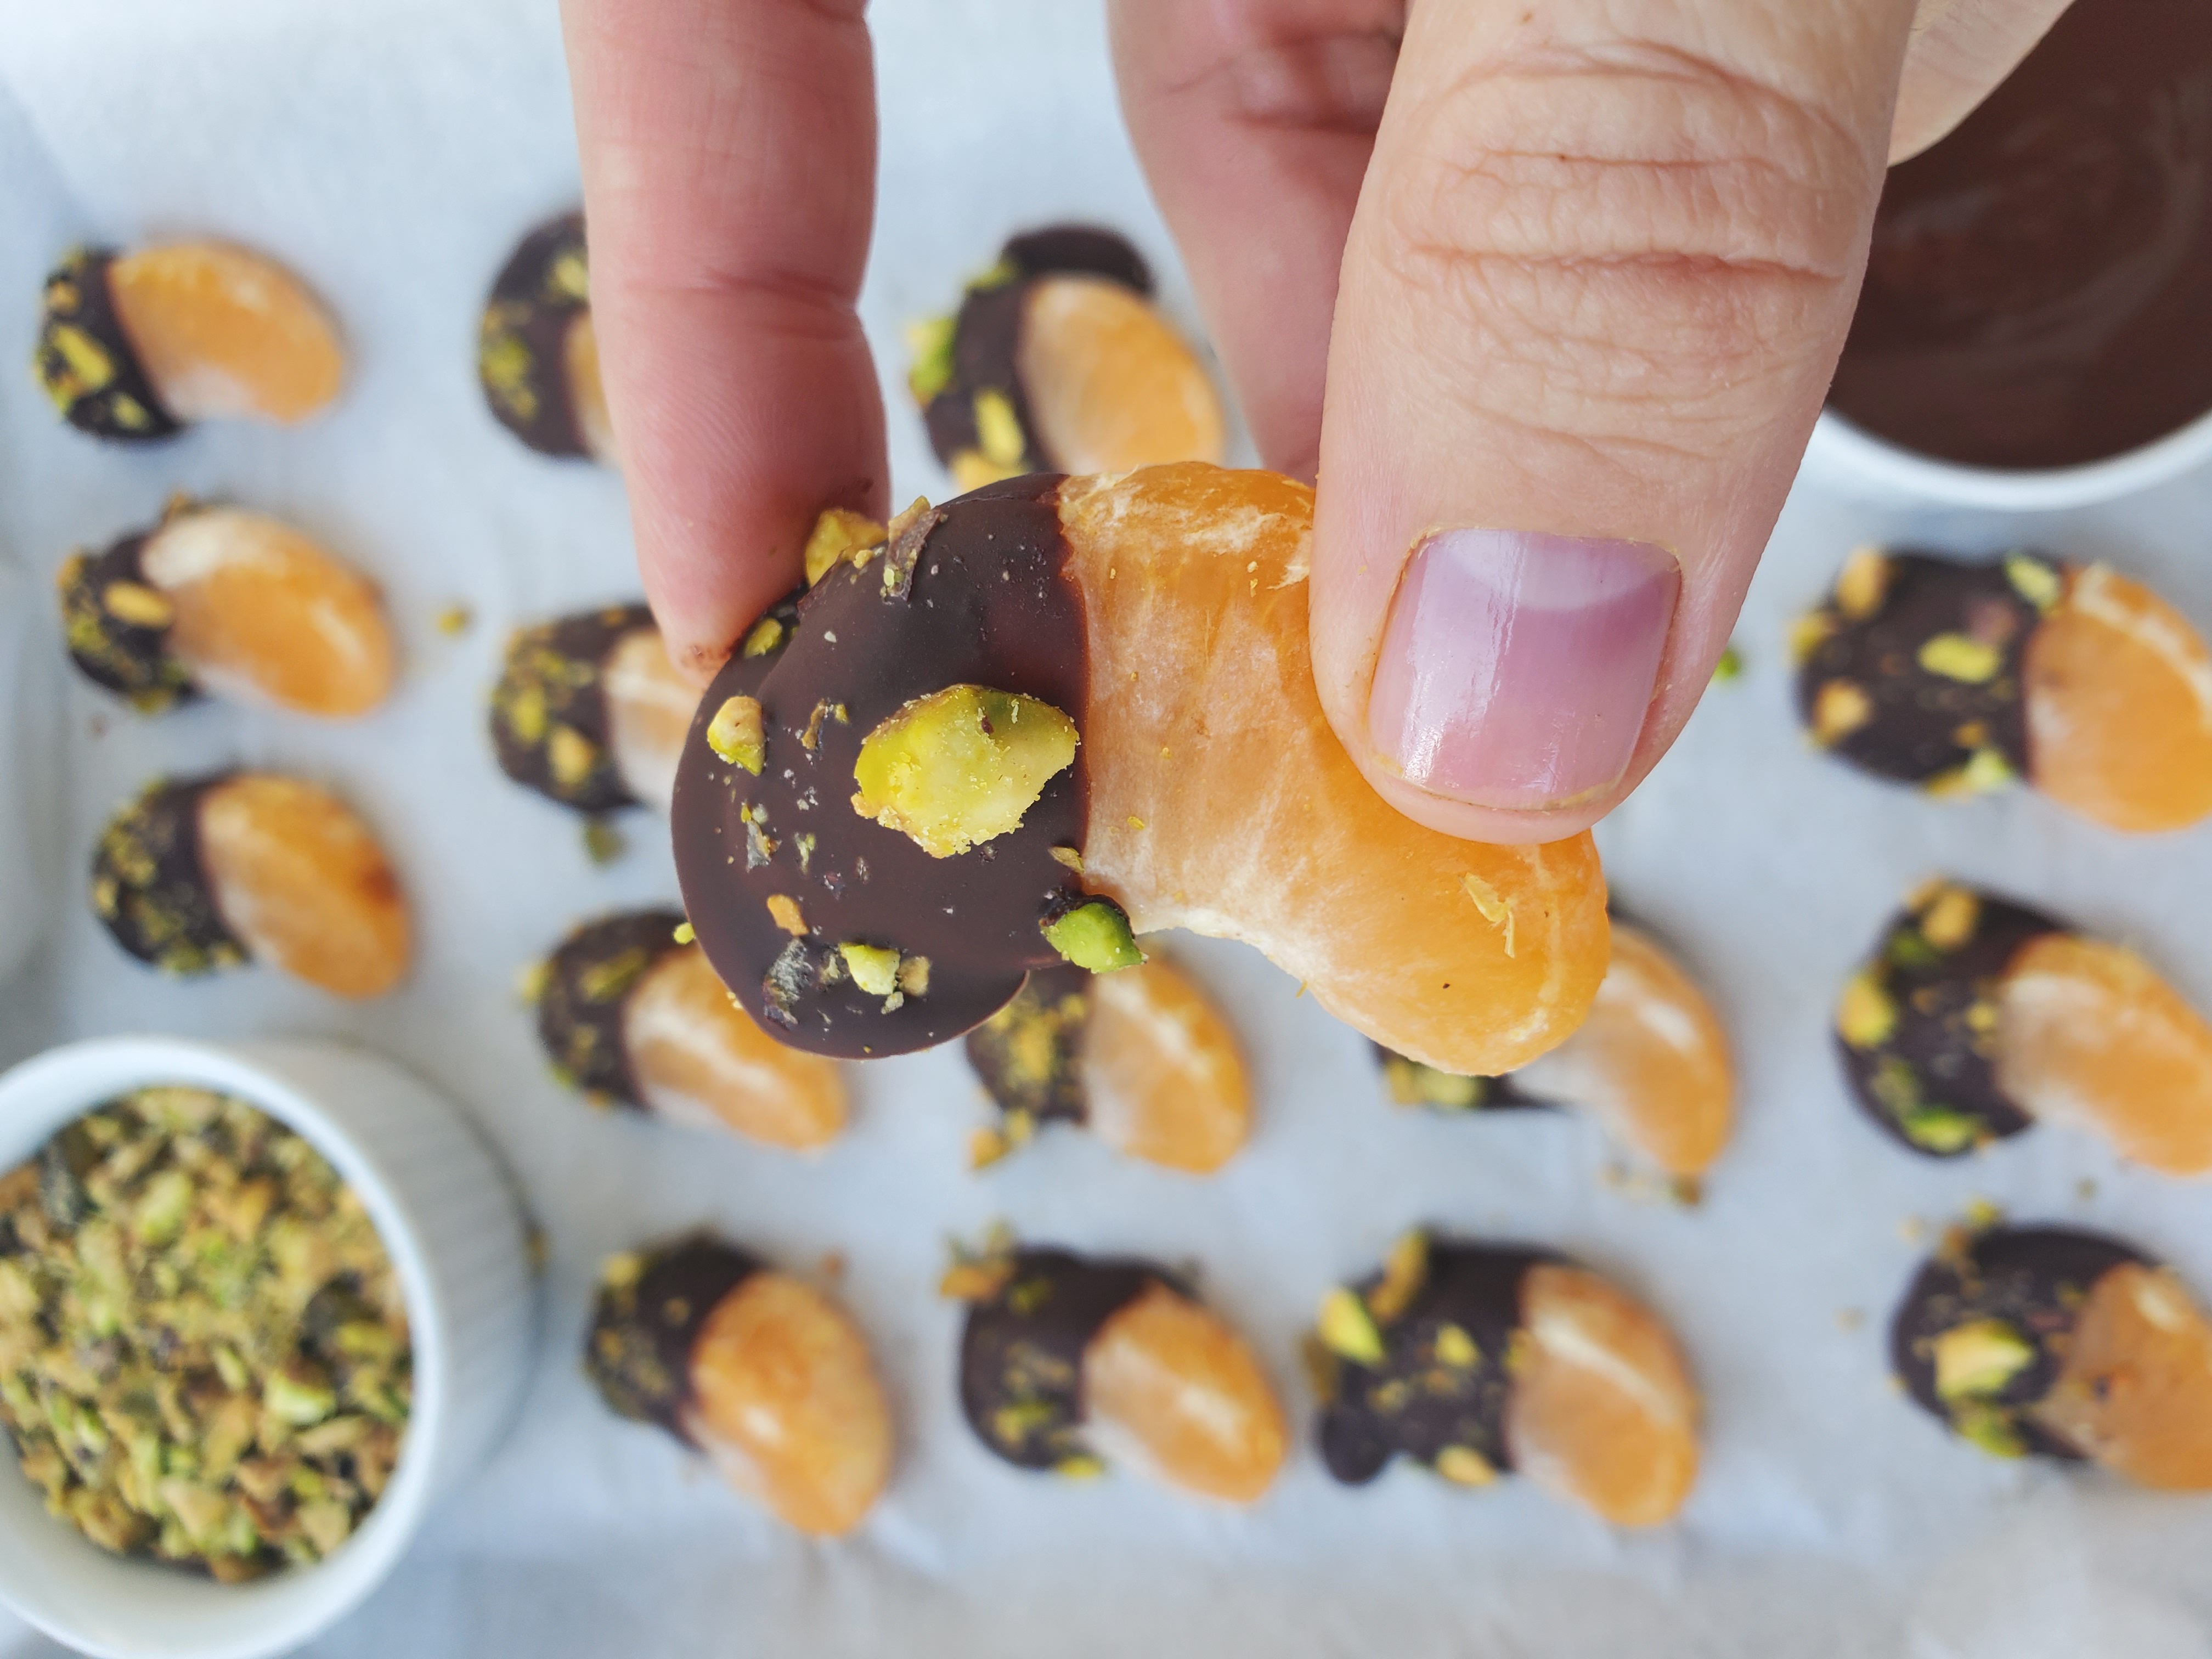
[0,1035,534,1659]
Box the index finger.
[562,0,885,682]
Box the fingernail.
[1367,529,1679,812]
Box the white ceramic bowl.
[0,1036,537,1659]
[1803,403,2212,511]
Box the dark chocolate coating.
[535,909,689,1107]
[33,248,179,443]
[964,963,1094,1128]
[490,603,655,814]
[1371,1043,1542,1114]
[921,226,1152,473]
[89,774,248,978]
[1836,888,2059,1157]
[56,528,195,713]
[479,212,595,458]
[1891,1224,2148,1460]
[956,1246,1155,1471]
[584,1233,763,1442]
[1316,1241,1557,1487]
[1002,225,1155,296]
[1831,0,2212,470]
[672,475,1089,1058]
[1796,552,2040,787]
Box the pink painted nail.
[1367,529,1679,812]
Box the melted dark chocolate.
[965,963,1094,1127]
[956,1245,1156,1472]
[1891,1223,2146,1459]
[671,475,1089,1059]
[1831,0,2212,469]
[1837,887,2058,1158]
[34,248,179,443]
[489,604,656,814]
[1317,1241,1556,1486]
[89,774,248,978]
[535,909,689,1108]
[479,212,595,458]
[57,528,195,713]
[1796,552,2041,787]
[584,1233,763,1443]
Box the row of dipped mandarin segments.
[33,224,2212,1519]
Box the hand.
[562,0,2074,842]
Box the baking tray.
[4,2,2212,1655]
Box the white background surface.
[2,2,2212,1654]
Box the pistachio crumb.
[767,895,808,936]
[741,617,785,657]
[672,921,696,945]
[1316,1288,1385,1365]
[839,943,902,998]
[434,603,473,636]
[1048,844,1084,873]
[803,507,888,587]
[1835,546,1893,619]
[707,695,766,774]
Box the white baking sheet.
[3,3,2212,1655]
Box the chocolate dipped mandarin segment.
[1885,1222,2212,1479]
[533,909,846,1151]
[675,467,1607,1066]
[947,1239,1284,1502]
[479,212,608,460]
[911,225,1221,485]
[492,604,682,814]
[1834,882,2058,1157]
[964,958,1250,1173]
[2022,563,2212,833]
[60,498,396,719]
[1794,548,2042,796]
[92,772,410,998]
[1312,1235,1698,1525]
[587,1235,891,1534]
[35,241,343,439]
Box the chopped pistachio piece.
[803,507,887,586]
[1836,970,1898,1049]
[1900,1105,1985,1155]
[839,943,901,998]
[1434,1445,1498,1486]
[2003,552,2063,613]
[1040,896,1142,972]
[1917,633,2002,685]
[706,694,766,774]
[851,684,1079,857]
[741,616,785,657]
[1933,1319,2037,1402]
[1316,1288,1386,1365]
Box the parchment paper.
[2,3,2211,1654]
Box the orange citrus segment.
[1994,932,2212,1176]
[1509,924,1734,1176]
[1058,465,1609,1076]
[108,242,343,424]
[1018,276,1224,473]
[2024,564,2212,833]
[564,309,616,464]
[1082,957,1251,1173]
[1504,1264,1699,1526]
[685,1270,893,1536]
[2030,1262,2212,1491]
[196,776,409,999]
[623,945,846,1150]
[1081,1282,1286,1504]
[600,625,696,813]
[141,507,394,718]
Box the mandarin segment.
[562,309,616,464]
[623,946,847,1151]
[1503,1264,1699,1527]
[1994,932,2212,1176]
[196,776,409,998]
[684,1269,894,1536]
[140,506,394,718]
[599,625,696,812]
[2029,1262,2212,1491]
[108,242,343,424]
[2023,564,2212,833]
[1058,465,1607,1076]
[1016,275,1224,475]
[1080,1281,1286,1505]
[1509,923,1734,1177]
[1082,957,1252,1173]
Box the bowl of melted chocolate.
[1809,0,2212,506]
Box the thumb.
[1311,0,1917,843]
